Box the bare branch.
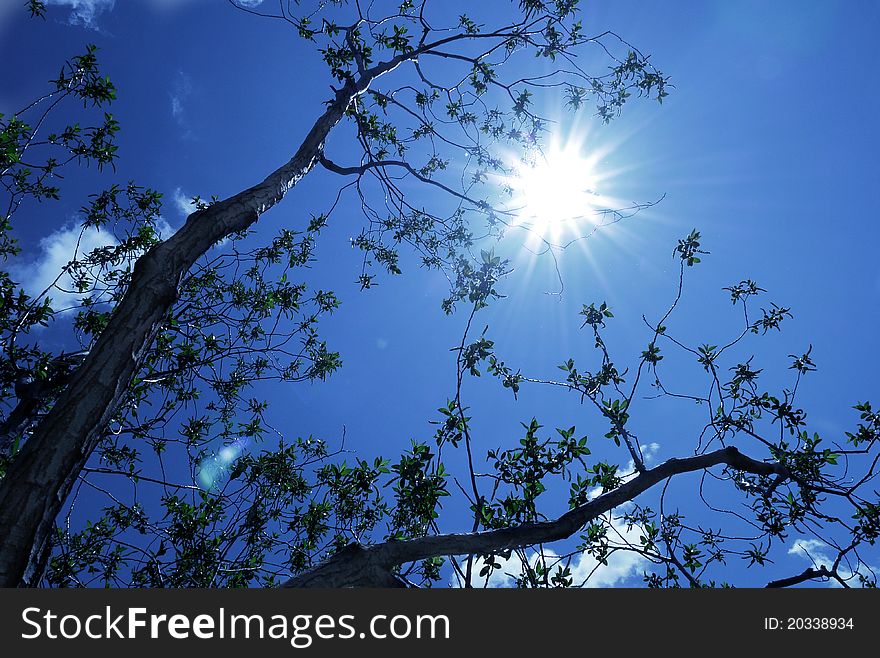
[284,446,786,587]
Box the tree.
[0,0,876,589]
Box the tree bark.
[284,446,786,587]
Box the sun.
[507,138,601,239]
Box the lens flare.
[197,440,246,490]
[506,137,601,240]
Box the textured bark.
[284,446,787,587]
[0,78,367,587]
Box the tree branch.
[319,154,485,209]
[765,566,831,588]
[284,446,787,587]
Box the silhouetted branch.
[285,446,786,587]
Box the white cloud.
[788,539,833,570]
[622,442,662,478]
[640,442,662,466]
[13,218,175,312]
[154,217,176,240]
[44,0,115,29]
[584,442,663,502]
[169,72,198,139]
[21,0,265,32]
[14,223,118,311]
[172,188,233,247]
[450,444,662,587]
[170,71,192,123]
[171,188,232,248]
[566,516,648,587]
[172,187,197,217]
[451,515,647,588]
[509,517,648,588]
[1,0,267,35]
[786,539,878,588]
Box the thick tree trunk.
[0,80,366,587]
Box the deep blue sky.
[2,0,878,586]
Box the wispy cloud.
[169,71,197,139]
[13,223,117,311]
[12,218,175,313]
[787,539,879,587]
[171,188,231,247]
[172,187,197,217]
[170,71,192,123]
[12,0,267,33]
[788,539,833,569]
[634,442,661,470]
[170,97,184,120]
[44,0,115,29]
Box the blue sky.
[2,0,879,586]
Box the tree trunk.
[0,80,365,587]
